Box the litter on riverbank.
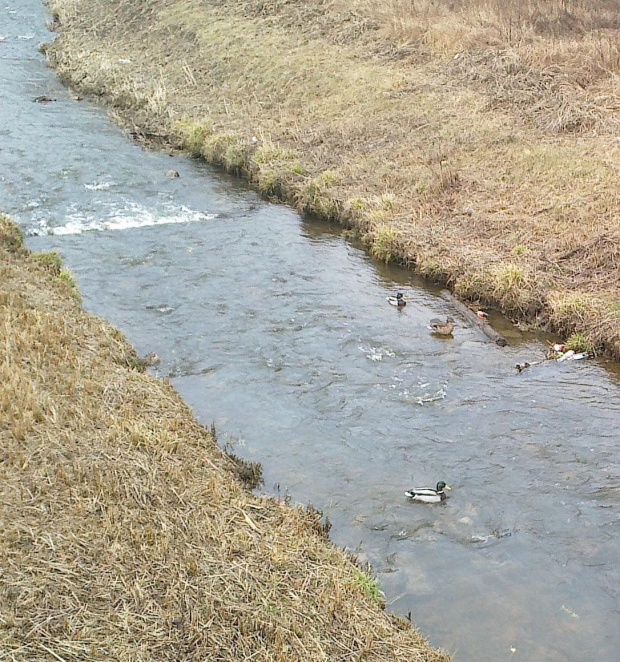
[0,214,449,660]
[515,340,591,373]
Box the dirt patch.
[44,0,619,357]
[0,214,449,660]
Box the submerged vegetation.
[45,0,620,357]
[0,212,449,659]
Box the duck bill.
[444,485,452,491]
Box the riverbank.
[44,0,620,358]
[0,213,449,659]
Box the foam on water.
[28,203,216,236]
[358,344,396,362]
[84,180,117,191]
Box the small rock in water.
[33,95,55,103]
[165,169,180,178]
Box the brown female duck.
[429,316,455,336]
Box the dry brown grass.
[353,0,620,133]
[0,214,449,660]
[354,0,620,52]
[44,0,620,358]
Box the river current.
[1,2,619,660]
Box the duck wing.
[405,487,438,498]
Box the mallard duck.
[142,352,160,367]
[387,292,406,307]
[33,95,56,103]
[429,316,455,336]
[405,481,451,503]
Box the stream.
[1,2,619,660]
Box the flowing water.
[2,2,619,660]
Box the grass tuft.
[456,264,542,315]
[299,170,343,219]
[200,133,237,164]
[58,267,82,303]
[33,250,63,274]
[0,215,24,252]
[249,141,308,197]
[350,567,385,608]
[174,118,213,156]
[564,332,594,354]
[367,225,400,264]
[223,142,249,174]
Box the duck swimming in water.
[142,352,160,367]
[405,481,451,503]
[387,292,406,307]
[429,316,455,336]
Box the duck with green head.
[387,292,407,307]
[405,481,451,503]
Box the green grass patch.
[256,170,282,197]
[252,144,299,165]
[223,142,249,174]
[33,251,63,275]
[289,162,307,175]
[350,567,385,607]
[369,225,400,263]
[58,268,82,304]
[174,119,213,156]
[0,215,24,252]
[200,133,237,164]
[455,263,542,315]
[564,332,594,354]
[299,170,343,219]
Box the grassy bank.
[44,0,619,357]
[0,214,448,660]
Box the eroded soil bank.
[45,0,620,357]
[0,215,449,660]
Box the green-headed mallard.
[429,317,455,336]
[387,292,407,307]
[405,481,451,503]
